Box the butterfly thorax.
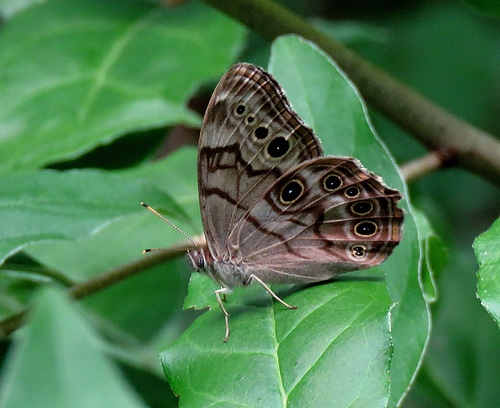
[187,247,249,288]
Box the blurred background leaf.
[0,287,149,408]
[0,0,244,174]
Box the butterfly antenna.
[141,202,197,250]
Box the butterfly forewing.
[198,63,323,257]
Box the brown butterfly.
[181,63,404,341]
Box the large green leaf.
[0,169,183,265]
[0,287,148,408]
[474,217,500,326]
[161,35,424,407]
[268,37,426,408]
[24,147,200,281]
[163,279,392,407]
[423,248,500,408]
[0,0,245,175]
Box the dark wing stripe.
[205,187,238,206]
[244,213,310,259]
[200,145,281,178]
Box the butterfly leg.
[249,274,297,310]
[215,287,231,342]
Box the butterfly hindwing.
[228,157,404,283]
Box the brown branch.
[401,148,457,182]
[202,0,500,184]
[67,245,190,301]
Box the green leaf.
[22,147,199,279]
[184,273,221,310]
[460,0,500,16]
[474,216,500,326]
[422,248,500,408]
[121,146,201,222]
[0,267,46,319]
[162,280,392,408]
[355,5,500,405]
[0,169,183,265]
[0,148,198,341]
[0,286,148,408]
[0,0,245,175]
[413,209,446,303]
[161,35,424,407]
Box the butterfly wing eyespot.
[267,136,290,158]
[235,104,246,116]
[279,179,305,204]
[344,186,360,198]
[351,201,374,216]
[254,126,269,140]
[323,173,343,191]
[351,245,367,259]
[354,221,378,237]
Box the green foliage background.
[0,0,499,407]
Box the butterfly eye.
[235,104,246,116]
[254,126,269,140]
[351,245,367,259]
[344,186,360,198]
[351,201,373,216]
[323,174,342,191]
[354,221,377,237]
[280,179,304,204]
[267,136,289,158]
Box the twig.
[68,243,191,300]
[201,0,500,184]
[401,148,457,182]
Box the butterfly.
[181,63,404,341]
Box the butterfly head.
[186,248,207,271]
